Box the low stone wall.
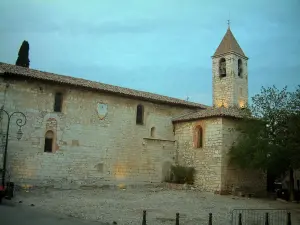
[14,182,199,192]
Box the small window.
[239,87,243,96]
[150,127,155,137]
[136,104,144,125]
[238,59,243,77]
[44,130,54,153]
[219,58,226,78]
[54,92,63,112]
[195,126,203,148]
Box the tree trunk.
[289,168,295,201]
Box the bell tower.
[212,25,248,108]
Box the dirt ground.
[13,186,300,225]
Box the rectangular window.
[136,104,144,125]
[54,92,63,112]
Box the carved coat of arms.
[97,103,108,120]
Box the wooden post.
[238,213,242,225]
[208,213,212,225]
[142,210,146,225]
[265,213,269,225]
[287,212,291,225]
[176,213,179,225]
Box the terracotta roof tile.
[0,62,208,109]
[172,106,249,122]
[213,28,247,58]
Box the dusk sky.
[0,0,299,105]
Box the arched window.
[44,130,54,153]
[195,126,203,148]
[136,104,144,125]
[150,127,155,137]
[238,59,243,77]
[219,58,226,78]
[54,92,63,112]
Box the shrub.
[169,165,195,185]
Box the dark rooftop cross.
[227,11,231,28]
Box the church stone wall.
[220,118,266,195]
[0,77,193,188]
[174,118,223,192]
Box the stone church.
[0,27,265,193]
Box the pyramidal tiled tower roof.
[213,27,247,58]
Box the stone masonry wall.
[212,54,248,108]
[221,118,266,195]
[174,116,266,194]
[0,77,193,188]
[174,118,223,192]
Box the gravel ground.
[13,186,300,225]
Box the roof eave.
[172,114,244,123]
[2,71,207,109]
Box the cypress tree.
[16,40,30,68]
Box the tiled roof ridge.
[0,62,209,109]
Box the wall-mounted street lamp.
[0,108,27,186]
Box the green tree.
[16,40,30,68]
[229,85,300,201]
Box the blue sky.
[0,0,299,105]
